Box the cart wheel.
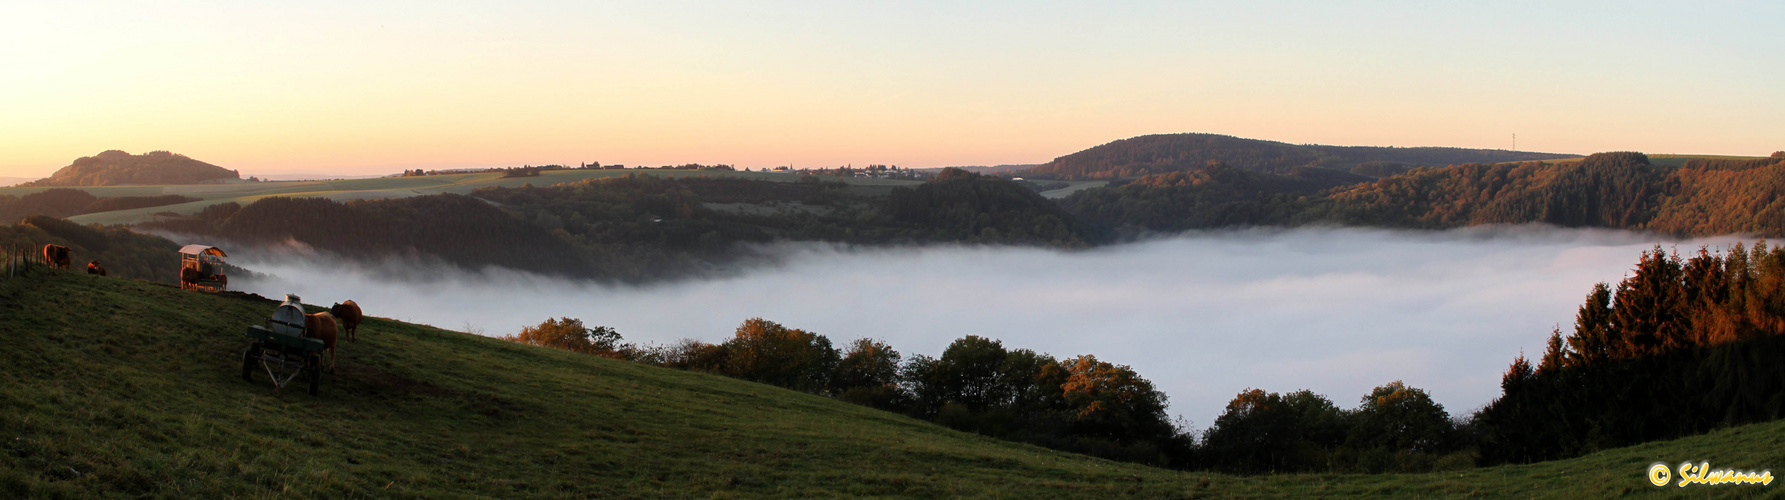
[242,346,260,382]
[306,353,322,395]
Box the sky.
[229,226,1740,427]
[3,1,1780,177]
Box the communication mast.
[1512,133,1517,151]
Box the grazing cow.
[180,266,203,290]
[86,261,107,276]
[304,312,340,373]
[330,300,364,341]
[179,264,228,291]
[42,244,71,270]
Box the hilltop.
[3,267,1784,497]
[23,150,240,187]
[1023,133,1579,180]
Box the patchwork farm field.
[2,269,1782,498]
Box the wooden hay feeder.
[178,244,229,292]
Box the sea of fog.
[231,226,1744,427]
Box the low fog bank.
[232,226,1743,426]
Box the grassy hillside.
[3,271,1783,498]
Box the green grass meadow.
[2,269,1783,498]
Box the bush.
[502,317,628,359]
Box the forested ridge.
[1064,152,1785,237]
[136,170,1093,281]
[0,188,196,224]
[1023,133,1578,180]
[142,194,595,278]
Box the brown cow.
[42,244,70,270]
[330,300,363,341]
[180,266,203,290]
[86,261,107,276]
[179,264,228,291]
[304,312,339,373]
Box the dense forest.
[0,188,196,223]
[138,170,1094,281]
[1061,163,1370,231]
[22,150,239,186]
[1478,243,1785,464]
[142,195,594,278]
[1022,133,1576,180]
[1063,152,1785,237]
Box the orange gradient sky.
[2,1,1780,178]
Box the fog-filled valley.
[230,225,1738,426]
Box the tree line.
[0,188,196,223]
[503,315,1477,473]
[1062,152,1785,238]
[1024,133,1576,180]
[505,316,1193,467]
[142,195,593,278]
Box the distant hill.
[917,164,1039,175]
[1025,133,1579,180]
[23,150,239,186]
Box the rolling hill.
[23,150,240,187]
[0,169,921,227]
[1023,133,1580,180]
[3,267,1783,497]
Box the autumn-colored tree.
[720,317,838,391]
[1059,355,1172,441]
[831,338,907,409]
[833,338,901,390]
[503,317,628,358]
[1346,381,1454,454]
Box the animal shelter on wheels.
[178,244,229,292]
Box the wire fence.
[4,244,48,279]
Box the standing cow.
[330,300,364,341]
[304,312,339,373]
[42,244,71,270]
